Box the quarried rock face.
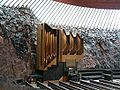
[77,53,96,69]
[0,6,37,79]
[77,28,120,69]
[0,39,32,79]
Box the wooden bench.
[59,81,82,90]
[80,80,111,90]
[78,69,103,80]
[24,81,34,88]
[102,70,113,80]
[69,80,98,90]
[90,80,117,90]
[48,81,68,90]
[36,81,52,90]
[99,79,120,86]
[112,70,120,79]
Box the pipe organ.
[37,23,84,70]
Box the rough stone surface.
[0,39,32,79]
[0,6,37,79]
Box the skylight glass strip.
[112,10,120,30]
[103,10,112,29]
[42,1,59,23]
[73,7,84,27]
[46,2,69,23]
[85,8,95,28]
[55,4,69,25]
[47,2,63,25]
[18,0,29,7]
[105,10,113,30]
[90,9,102,29]
[12,0,22,7]
[97,9,107,29]
[40,1,57,22]
[112,10,118,30]
[48,2,63,25]
[59,5,77,26]
[82,8,93,28]
[1,0,8,5]
[67,6,80,26]
[26,0,36,8]
[35,0,50,17]
[38,1,53,21]
[108,10,116,30]
[31,0,43,12]
[96,9,105,28]
[50,3,67,25]
[3,0,11,6]
[21,0,28,6]
[23,0,32,7]
[80,8,90,27]
[116,11,120,29]
[77,7,88,27]
[9,0,18,7]
[29,0,38,9]
[62,5,76,26]
[59,4,73,26]
[0,0,3,4]
[30,0,40,10]
[72,7,82,27]
[13,0,26,7]
[33,0,46,14]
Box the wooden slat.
[90,80,115,90]
[48,81,68,90]
[59,81,82,90]
[80,80,111,90]
[37,81,52,90]
[69,80,98,90]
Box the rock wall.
[0,6,37,79]
[0,39,31,78]
[77,28,120,69]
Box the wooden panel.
[37,25,45,70]
[70,32,74,50]
[61,29,66,52]
[62,54,84,63]
[56,0,120,9]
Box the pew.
[99,79,120,89]
[112,69,120,79]
[48,81,68,90]
[99,79,120,86]
[36,81,52,90]
[102,69,113,80]
[69,80,98,90]
[78,69,103,80]
[90,80,117,90]
[80,80,111,90]
[24,81,34,88]
[59,81,82,90]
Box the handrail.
[44,54,56,70]
[62,47,69,55]
[70,48,76,55]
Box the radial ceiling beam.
[56,0,120,9]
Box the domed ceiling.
[1,0,120,30]
[56,0,120,9]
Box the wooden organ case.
[37,23,83,70]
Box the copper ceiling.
[56,0,120,9]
